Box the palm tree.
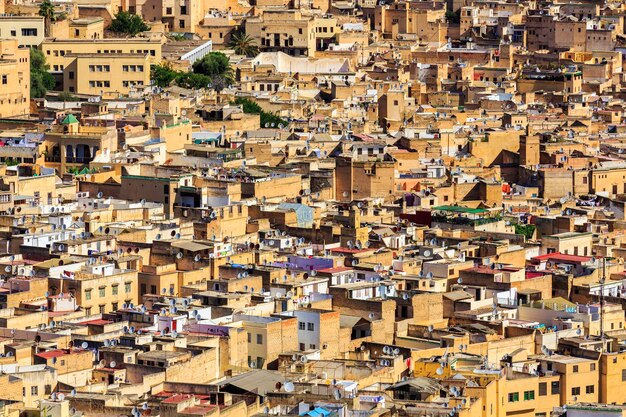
[229,32,259,58]
[39,0,55,37]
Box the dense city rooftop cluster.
[0,0,625,416]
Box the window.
[179,20,185,28]
[112,285,118,295]
[508,392,519,402]
[298,28,303,34]
[69,71,74,80]
[538,382,547,396]
[586,385,594,394]
[622,369,626,381]
[112,302,118,311]
[256,334,263,344]
[85,289,92,300]
[523,390,535,401]
[551,381,560,395]
[571,387,580,396]
[573,365,579,373]
[125,282,131,293]
[1,75,7,85]
[298,321,305,330]
[590,363,596,371]
[22,28,38,37]
[307,322,314,331]
[99,287,105,297]
[31,386,38,395]
[44,385,51,395]
[247,333,251,343]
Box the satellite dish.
[436,367,444,375]
[57,393,65,401]
[81,342,88,349]
[176,252,184,259]
[283,382,295,392]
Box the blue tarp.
[302,408,331,417]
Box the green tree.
[151,63,179,88]
[192,52,234,85]
[229,32,259,57]
[38,0,55,37]
[231,97,287,128]
[108,11,149,36]
[445,9,461,24]
[514,224,536,240]
[30,48,56,98]
[176,72,212,89]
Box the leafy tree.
[514,224,536,240]
[229,32,259,57]
[108,11,149,36]
[151,63,216,90]
[39,0,55,36]
[176,72,212,89]
[231,97,288,128]
[151,63,179,88]
[445,9,461,24]
[192,52,234,84]
[30,48,56,98]
[233,97,263,113]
